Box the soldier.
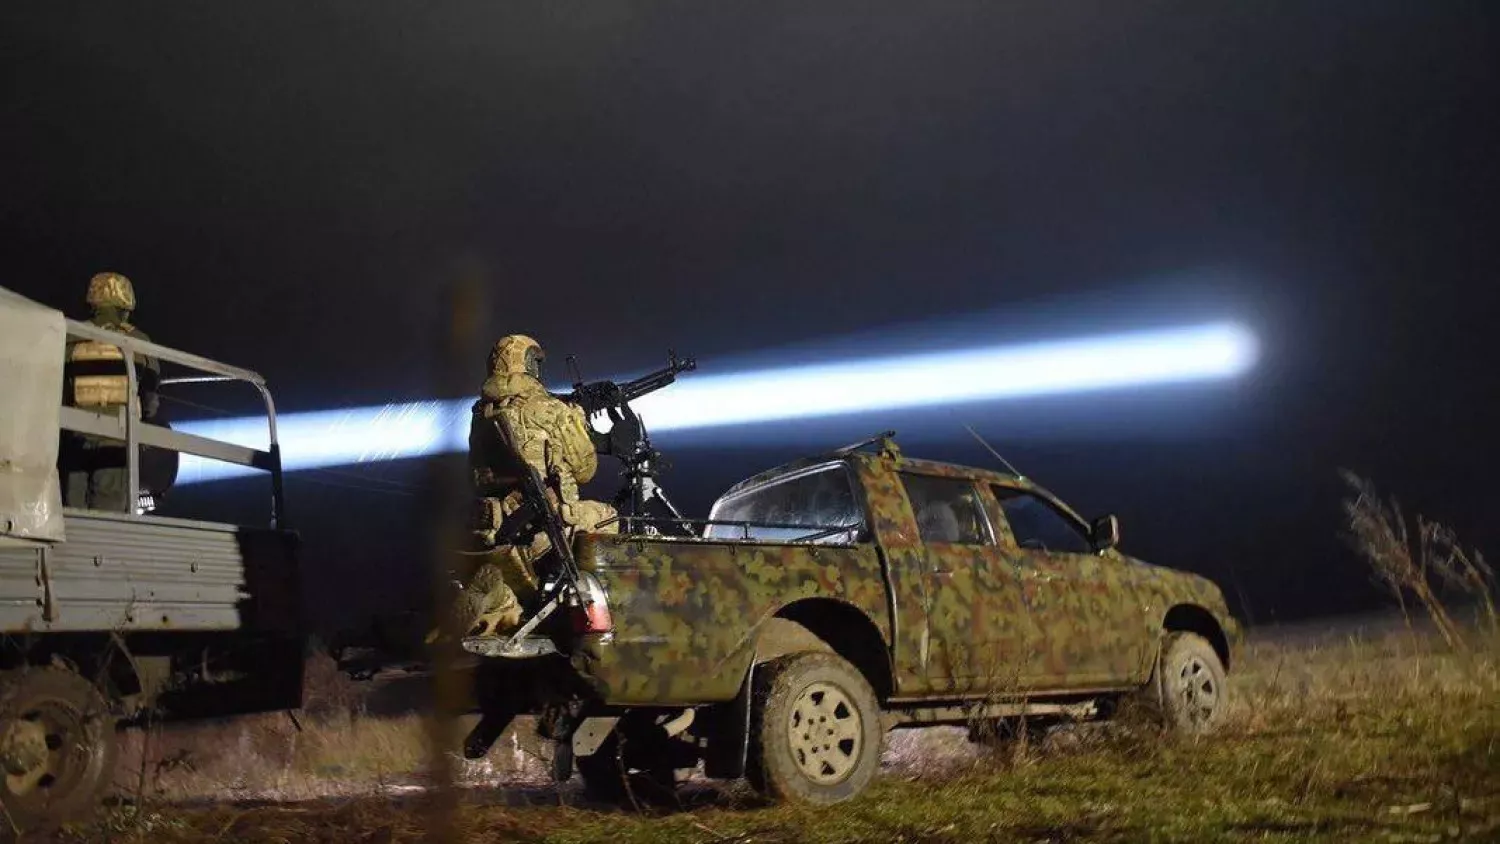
[59,272,162,512]
[454,334,618,639]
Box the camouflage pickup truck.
[468,432,1240,805]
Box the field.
[32,618,1500,843]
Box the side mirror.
[1091,514,1120,552]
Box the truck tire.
[1155,631,1228,734]
[0,668,118,831]
[747,652,882,805]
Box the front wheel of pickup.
[1156,631,1229,735]
[747,652,882,805]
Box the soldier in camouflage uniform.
[454,335,618,638]
[59,272,162,512]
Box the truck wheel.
[747,652,882,805]
[0,668,118,831]
[1155,632,1228,734]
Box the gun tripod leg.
[649,487,686,521]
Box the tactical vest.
[65,338,137,416]
[556,404,598,483]
[478,379,598,484]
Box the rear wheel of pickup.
[0,668,118,832]
[747,652,882,805]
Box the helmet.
[86,272,136,311]
[488,334,544,379]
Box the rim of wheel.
[1174,654,1220,725]
[2,698,94,809]
[785,681,862,786]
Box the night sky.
[4,3,1496,633]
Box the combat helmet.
[489,334,545,379]
[86,272,136,312]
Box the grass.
[34,621,1500,843]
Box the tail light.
[571,572,614,635]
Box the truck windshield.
[706,463,862,543]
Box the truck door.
[895,472,1038,694]
[986,484,1149,689]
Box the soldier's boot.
[426,558,500,645]
[425,595,475,646]
[470,590,523,639]
[463,561,526,640]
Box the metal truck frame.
[1,301,303,832]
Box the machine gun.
[563,350,697,532]
[565,350,695,420]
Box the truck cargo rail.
[59,318,286,528]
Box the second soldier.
[453,334,619,639]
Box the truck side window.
[990,486,1092,554]
[899,474,991,545]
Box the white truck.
[0,286,304,831]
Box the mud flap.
[703,661,755,779]
[570,716,621,758]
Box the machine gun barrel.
[567,350,696,416]
[616,350,696,404]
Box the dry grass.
[102,651,555,808]
[33,623,1500,843]
[1341,471,1499,649]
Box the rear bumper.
[462,635,558,659]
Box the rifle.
[491,413,581,589]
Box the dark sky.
[3,2,1497,632]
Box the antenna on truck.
[963,423,1025,480]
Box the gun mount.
[563,350,697,534]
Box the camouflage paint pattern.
[1121,552,1241,659]
[558,441,1239,706]
[575,533,891,705]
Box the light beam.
[173,321,1257,483]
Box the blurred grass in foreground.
[43,624,1500,843]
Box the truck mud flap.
[570,715,621,758]
[703,661,755,780]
